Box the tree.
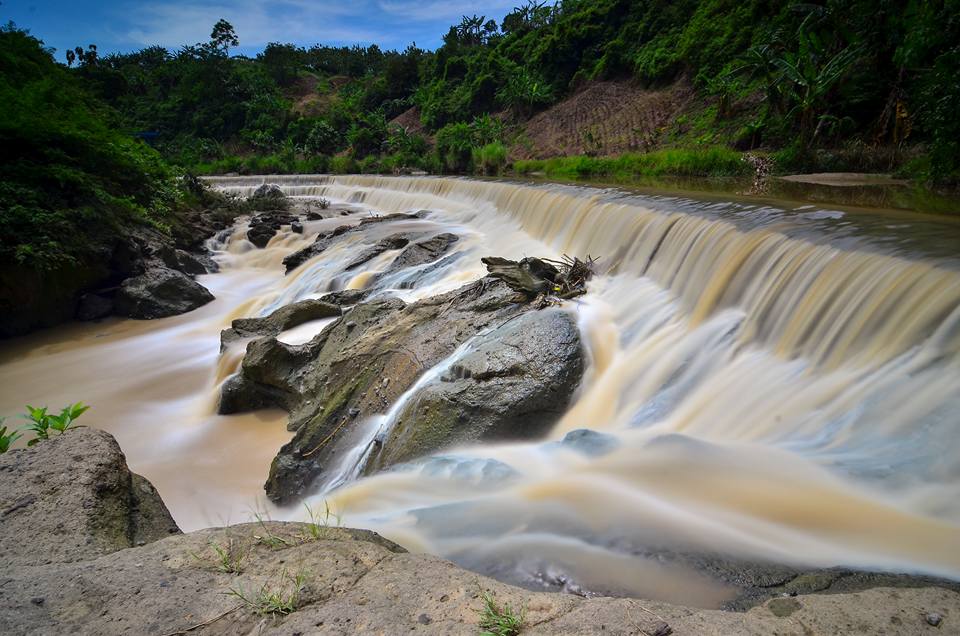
[210,19,238,54]
[773,28,861,151]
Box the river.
[1,174,958,607]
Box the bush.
[511,148,750,180]
[329,155,357,174]
[472,142,508,175]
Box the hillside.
[512,80,695,159]
[54,0,959,183]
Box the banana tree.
[774,28,861,150]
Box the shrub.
[329,155,356,174]
[0,420,21,453]
[472,142,508,175]
[22,402,90,445]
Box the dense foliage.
[45,1,957,182]
[0,26,179,268]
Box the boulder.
[281,214,422,274]
[75,292,114,321]
[371,309,583,469]
[251,183,285,199]
[0,427,179,569]
[226,279,528,504]
[344,233,411,270]
[114,267,214,319]
[220,299,341,351]
[386,232,459,273]
[282,224,355,273]
[246,211,298,248]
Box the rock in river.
[114,266,214,319]
[370,308,584,469]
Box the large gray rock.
[251,183,285,199]
[220,298,342,351]
[282,213,425,274]
[223,279,530,504]
[2,430,958,636]
[114,267,214,319]
[386,232,459,273]
[0,427,179,569]
[371,309,583,469]
[344,234,411,270]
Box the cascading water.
[2,174,958,608]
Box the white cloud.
[118,0,389,48]
[376,0,517,22]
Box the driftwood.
[482,254,597,306]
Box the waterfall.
[6,173,953,606]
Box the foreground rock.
[0,428,179,569]
[2,430,958,636]
[113,266,215,319]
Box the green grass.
[226,568,307,616]
[301,501,342,541]
[512,147,750,181]
[477,590,525,636]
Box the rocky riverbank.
[0,427,956,635]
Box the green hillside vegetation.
[58,0,960,184]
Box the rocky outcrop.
[251,183,285,199]
[247,211,298,248]
[113,266,215,319]
[2,429,958,635]
[371,309,584,469]
[1,501,956,635]
[219,278,586,504]
[282,212,426,274]
[385,232,459,273]
[220,298,342,351]
[0,428,179,569]
[221,279,521,503]
[344,233,411,270]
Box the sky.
[2,0,521,61]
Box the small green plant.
[477,590,525,636]
[0,419,22,453]
[251,511,291,549]
[302,501,342,540]
[191,537,249,574]
[22,402,89,445]
[226,568,307,616]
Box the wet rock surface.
[113,266,215,319]
[281,212,425,274]
[223,278,541,504]
[372,309,584,469]
[220,298,341,351]
[385,232,459,273]
[246,211,298,248]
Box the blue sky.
[3,0,520,61]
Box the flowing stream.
[2,174,959,608]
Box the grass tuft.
[477,590,525,636]
[301,501,342,541]
[225,568,307,616]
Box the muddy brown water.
[1,174,958,608]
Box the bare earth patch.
[512,80,694,160]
